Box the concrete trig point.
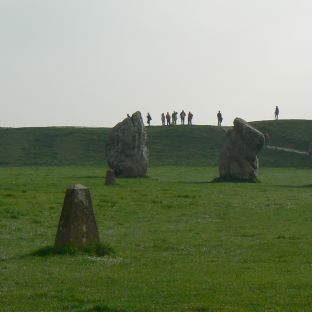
[55,184,100,248]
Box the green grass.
[32,243,115,257]
[0,127,108,166]
[0,119,311,167]
[1,165,312,311]
[252,119,312,150]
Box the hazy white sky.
[1,0,312,127]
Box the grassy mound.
[0,119,311,167]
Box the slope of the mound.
[251,119,312,151]
[0,127,108,166]
[147,125,225,166]
[0,120,311,167]
[251,120,312,167]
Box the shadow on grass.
[176,176,261,184]
[192,308,210,312]
[211,176,260,183]
[276,184,312,189]
[85,305,127,312]
[64,175,105,180]
[78,176,105,179]
[177,180,213,185]
[31,243,115,257]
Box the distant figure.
[127,114,130,118]
[264,132,271,145]
[166,112,171,126]
[172,111,178,125]
[217,110,223,126]
[309,143,312,158]
[180,110,186,125]
[175,111,178,125]
[161,113,165,126]
[146,113,152,126]
[275,106,279,120]
[188,111,193,125]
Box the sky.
[1,0,312,127]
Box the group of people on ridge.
[158,111,194,126]
[145,106,279,126]
[146,110,223,127]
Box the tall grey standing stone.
[219,118,265,181]
[105,111,149,177]
[55,184,100,248]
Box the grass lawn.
[1,166,312,311]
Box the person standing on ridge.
[180,110,186,125]
[172,111,178,125]
[174,111,178,125]
[161,113,165,126]
[188,111,193,125]
[166,112,171,126]
[146,113,152,126]
[275,106,279,120]
[217,110,223,126]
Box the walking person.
[264,132,271,145]
[146,113,152,126]
[172,111,178,126]
[166,112,171,126]
[161,113,165,126]
[275,106,279,120]
[217,110,223,126]
[188,111,193,125]
[180,110,186,125]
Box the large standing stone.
[55,184,100,248]
[219,118,265,181]
[105,111,149,177]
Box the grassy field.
[1,165,312,311]
[1,120,312,310]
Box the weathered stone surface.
[55,184,100,248]
[105,111,148,177]
[219,118,265,181]
[105,169,116,185]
